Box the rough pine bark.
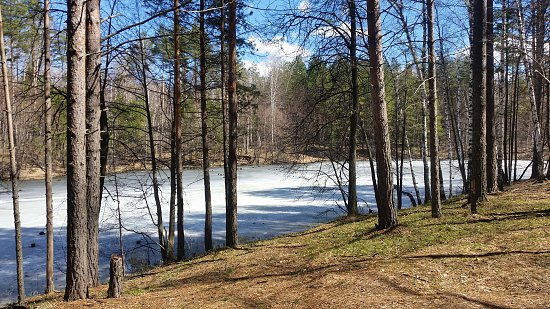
[43,0,54,294]
[427,0,441,217]
[367,0,397,229]
[470,0,487,213]
[85,0,102,289]
[65,0,89,300]
[226,0,239,247]
[0,5,25,303]
[200,0,213,251]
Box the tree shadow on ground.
[406,250,550,260]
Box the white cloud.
[249,36,309,61]
[242,60,270,77]
[245,36,309,77]
[298,0,311,11]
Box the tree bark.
[65,0,89,300]
[427,0,441,218]
[86,0,102,289]
[0,4,25,304]
[486,0,498,192]
[43,0,54,294]
[200,0,213,251]
[347,0,358,215]
[367,0,397,229]
[470,0,487,213]
[226,0,238,247]
[107,255,123,298]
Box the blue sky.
[241,0,470,76]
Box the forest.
[0,0,549,306]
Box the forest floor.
[24,180,550,308]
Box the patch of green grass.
[288,188,550,262]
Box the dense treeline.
[0,0,548,304]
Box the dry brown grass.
[26,181,550,309]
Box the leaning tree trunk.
[65,0,89,300]
[200,0,213,251]
[139,37,167,262]
[85,0,102,289]
[0,4,25,304]
[367,0,397,229]
[43,0,54,294]
[470,0,487,213]
[427,0,441,218]
[226,0,239,247]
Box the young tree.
[427,0,441,217]
[43,0,54,294]
[0,4,25,304]
[470,0,487,213]
[367,0,397,229]
[65,0,89,300]
[226,0,238,247]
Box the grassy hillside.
[28,181,550,308]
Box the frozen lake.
[0,160,531,304]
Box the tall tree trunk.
[427,0,441,217]
[175,0,186,261]
[64,0,89,300]
[220,0,230,229]
[0,5,25,304]
[501,0,509,185]
[169,0,180,262]
[85,0,102,289]
[531,0,548,180]
[347,0,358,215]
[515,0,545,181]
[200,0,213,251]
[43,0,54,294]
[486,0,498,192]
[470,0,487,213]
[367,0,397,229]
[226,0,238,247]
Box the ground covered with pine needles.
[26,181,550,308]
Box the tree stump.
[107,255,123,298]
